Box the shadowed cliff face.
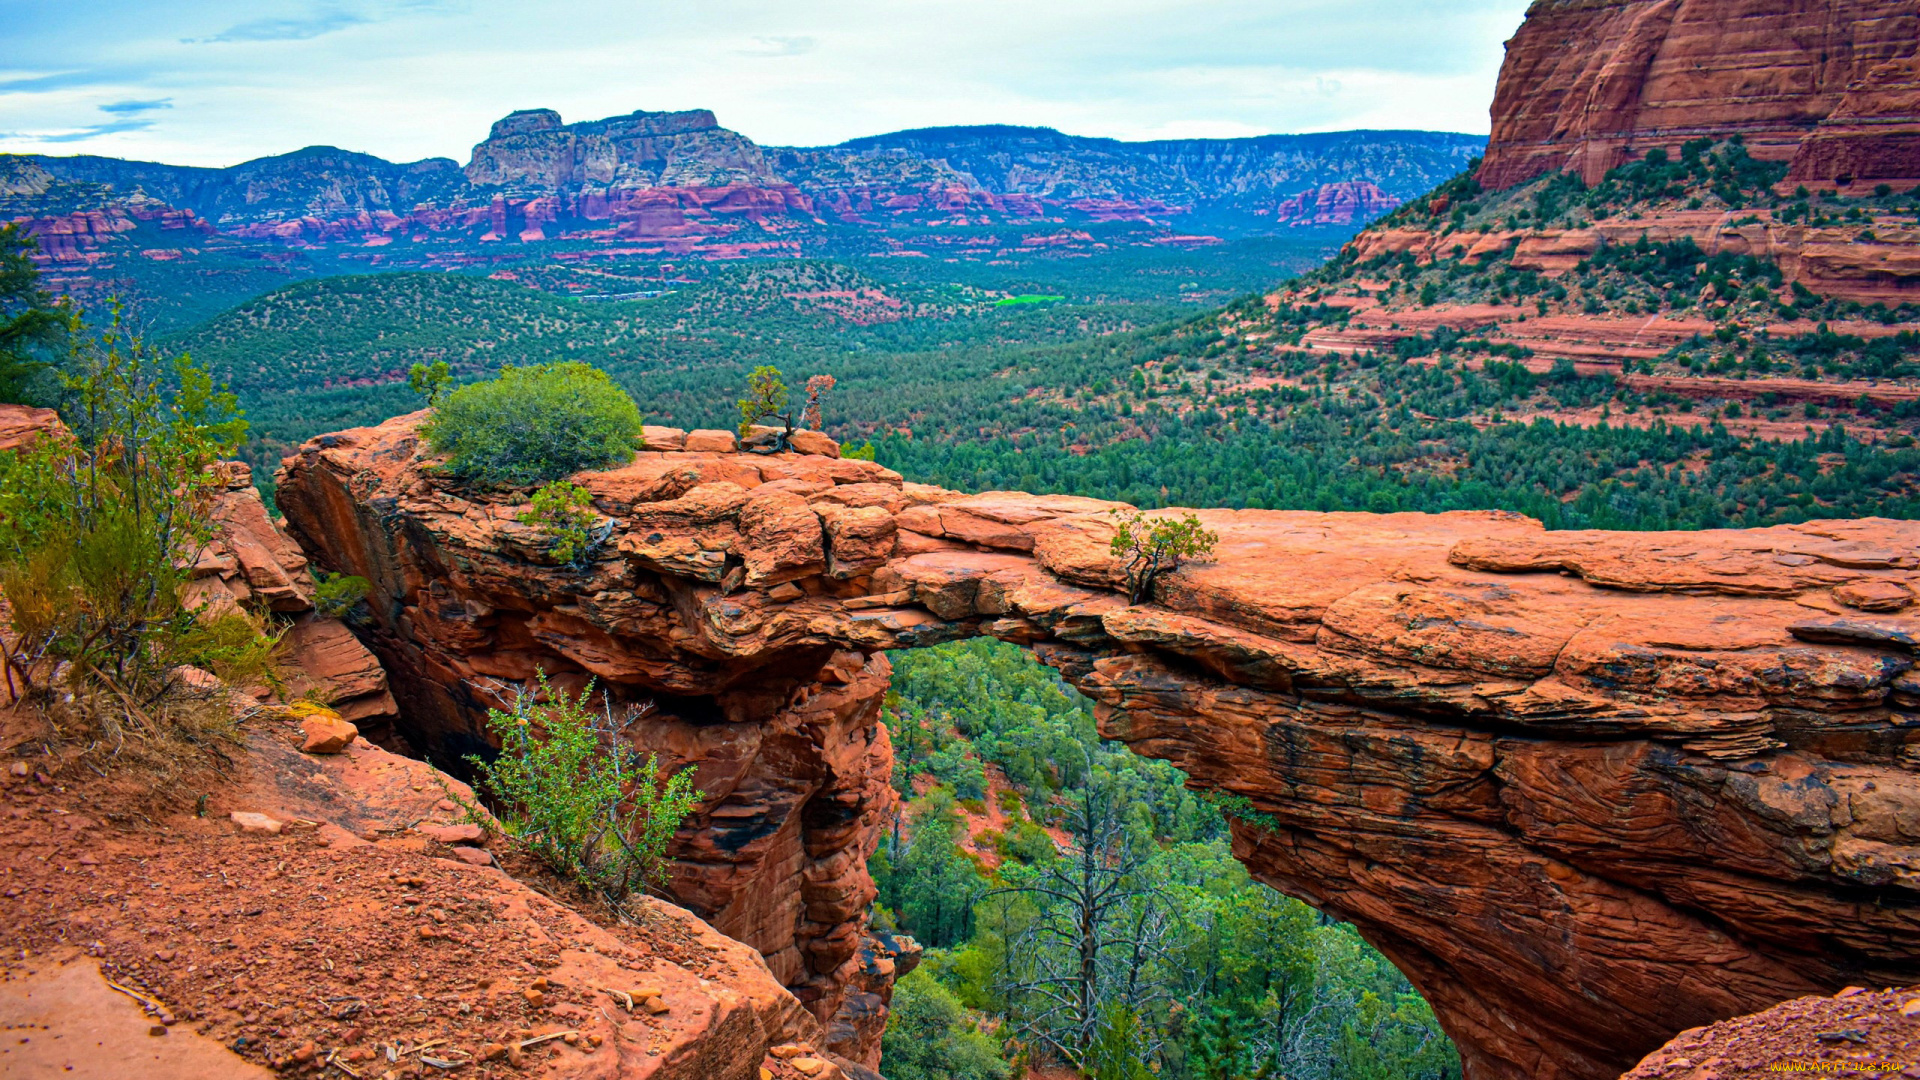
[276,412,1920,1080]
[1480,0,1920,190]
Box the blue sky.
[0,0,1533,167]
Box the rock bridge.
[277,413,1920,1080]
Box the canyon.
[270,412,1920,1080]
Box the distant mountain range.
[5,106,1479,245]
[0,107,1481,323]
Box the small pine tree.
[407,359,452,405]
[1108,509,1219,604]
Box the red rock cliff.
[1480,0,1920,189]
[276,413,1920,1080]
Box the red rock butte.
[277,412,1920,1080]
[1479,0,1920,190]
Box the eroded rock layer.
[1480,0,1920,190]
[277,413,1920,1080]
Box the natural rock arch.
[278,413,1920,1080]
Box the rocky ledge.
[277,410,1920,1080]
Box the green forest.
[873,639,1457,1080]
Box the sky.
[0,0,1534,168]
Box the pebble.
[300,714,359,755]
[148,1025,167,1037]
[416,823,484,845]
[1901,999,1920,1017]
[523,989,545,1008]
[8,762,28,777]
[791,1058,827,1076]
[230,812,284,835]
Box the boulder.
[685,429,737,453]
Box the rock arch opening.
[277,414,1920,1080]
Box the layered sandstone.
[1345,208,1920,304]
[278,411,1920,1080]
[1480,0,1920,190]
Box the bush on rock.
[421,362,642,487]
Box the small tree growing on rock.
[737,366,838,451]
[516,479,606,567]
[1108,509,1218,605]
[406,359,452,406]
[737,364,791,441]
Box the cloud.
[185,10,372,44]
[0,69,133,94]
[99,98,173,115]
[21,118,159,143]
[739,36,815,58]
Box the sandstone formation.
[1624,985,1920,1077]
[1480,0,1920,190]
[193,461,405,742]
[1267,180,1402,227]
[278,411,1920,1080]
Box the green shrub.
[0,222,64,405]
[516,480,599,565]
[879,968,1013,1080]
[0,303,278,784]
[469,672,701,913]
[311,570,371,619]
[1,304,254,699]
[421,362,642,487]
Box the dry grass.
[4,679,252,812]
